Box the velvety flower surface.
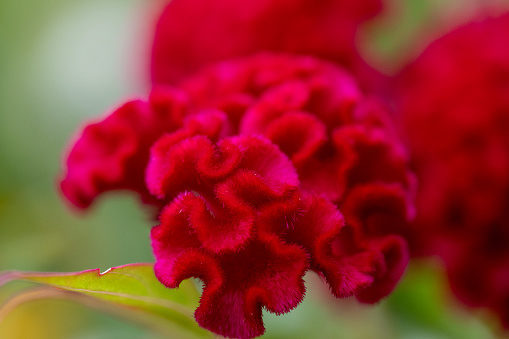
[397,13,509,326]
[151,0,384,91]
[60,88,187,209]
[148,134,345,338]
[180,54,414,303]
[61,53,415,338]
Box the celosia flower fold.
[182,53,413,199]
[179,54,415,301]
[61,88,187,208]
[149,135,318,338]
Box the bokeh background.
[1,0,509,338]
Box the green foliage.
[388,260,498,339]
[0,263,213,338]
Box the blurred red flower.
[397,12,509,326]
[150,0,384,91]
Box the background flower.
[150,0,384,92]
[397,12,509,328]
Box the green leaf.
[0,263,212,338]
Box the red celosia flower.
[397,13,509,327]
[61,53,415,338]
[150,0,384,91]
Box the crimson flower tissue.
[397,12,509,328]
[60,53,414,338]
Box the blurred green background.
[1,0,509,338]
